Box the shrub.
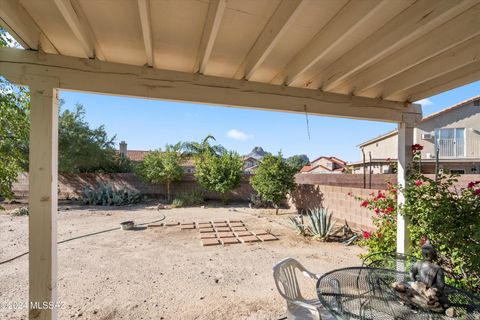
[171,191,204,208]
[403,173,480,292]
[351,183,398,255]
[80,184,142,206]
[353,173,480,293]
[11,206,29,216]
[249,193,271,208]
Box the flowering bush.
[403,173,480,292]
[352,182,398,254]
[353,143,480,292]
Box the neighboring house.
[242,156,259,173]
[118,141,194,173]
[300,156,347,174]
[348,95,480,174]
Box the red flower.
[347,192,352,196]
[360,200,369,207]
[475,188,480,195]
[411,144,424,151]
[363,231,371,239]
[467,181,479,189]
[374,208,380,214]
[376,191,385,199]
[385,206,394,214]
[415,180,423,186]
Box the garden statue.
[392,239,450,314]
[410,239,446,296]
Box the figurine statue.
[410,240,446,296]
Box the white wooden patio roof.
[1,0,480,123]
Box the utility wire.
[304,105,311,140]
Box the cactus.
[79,184,141,206]
[289,215,308,236]
[306,207,336,240]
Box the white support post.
[28,78,59,320]
[396,118,414,255]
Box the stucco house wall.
[350,97,480,174]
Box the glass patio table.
[316,267,480,320]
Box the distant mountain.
[244,146,267,160]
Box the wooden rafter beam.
[241,0,307,80]
[0,47,421,123]
[395,60,480,102]
[377,36,480,100]
[53,0,96,58]
[340,4,480,96]
[0,0,56,52]
[137,0,154,67]
[278,0,413,87]
[311,0,478,92]
[195,0,226,74]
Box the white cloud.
[227,129,252,141]
[414,98,434,107]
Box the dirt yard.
[0,204,365,320]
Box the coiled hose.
[0,212,166,265]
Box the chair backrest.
[362,252,416,272]
[272,258,309,301]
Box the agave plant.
[289,215,308,236]
[306,207,336,240]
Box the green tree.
[250,153,297,214]
[137,143,184,202]
[285,155,309,172]
[194,151,243,203]
[0,28,29,204]
[183,135,226,158]
[58,104,119,173]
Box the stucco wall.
[360,134,398,160]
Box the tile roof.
[125,150,150,161]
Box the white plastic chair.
[273,258,329,320]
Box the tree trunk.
[167,181,170,203]
[275,205,279,215]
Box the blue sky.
[59,80,480,162]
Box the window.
[434,128,465,157]
[450,169,465,174]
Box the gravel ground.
[0,204,365,320]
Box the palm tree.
[183,135,225,157]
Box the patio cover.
[0,1,479,319]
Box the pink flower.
[363,231,371,239]
[360,200,369,207]
[468,182,475,189]
[415,180,423,186]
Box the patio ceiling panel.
[77,0,146,66]
[244,0,348,83]
[18,0,86,58]
[308,0,478,92]
[1,0,479,107]
[336,4,480,97]
[204,0,280,78]
[149,0,209,72]
[271,0,415,88]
